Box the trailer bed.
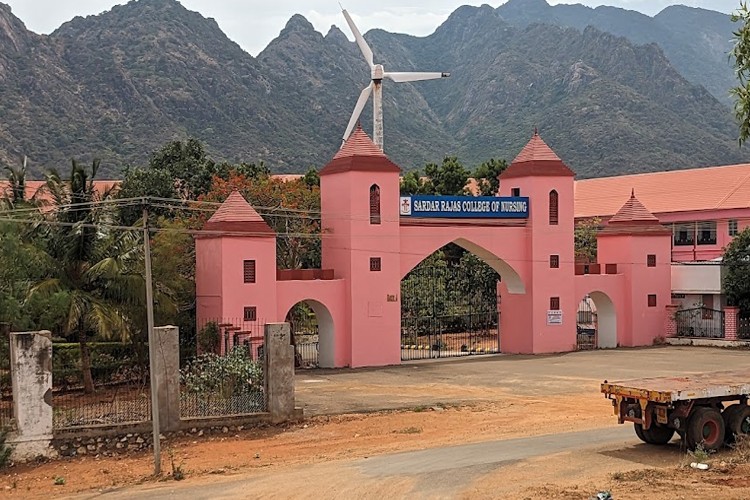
[601,369,750,403]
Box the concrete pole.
[143,203,161,475]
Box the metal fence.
[739,315,750,340]
[52,342,151,429]
[0,324,12,428]
[287,305,319,369]
[576,297,597,350]
[401,312,499,360]
[181,318,267,419]
[675,307,725,339]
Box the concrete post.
[153,326,181,432]
[264,323,296,423]
[664,304,679,338]
[8,331,54,460]
[724,307,739,341]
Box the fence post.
[725,307,739,341]
[264,323,296,423]
[8,331,54,460]
[664,304,679,338]
[153,326,181,432]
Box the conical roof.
[201,191,274,237]
[333,124,387,160]
[608,189,660,224]
[600,189,670,236]
[320,124,401,176]
[500,131,575,179]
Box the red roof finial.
[631,188,635,198]
[534,126,538,136]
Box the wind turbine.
[340,8,450,151]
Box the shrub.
[52,343,141,389]
[181,346,263,398]
[0,427,12,468]
[197,321,220,354]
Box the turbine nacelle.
[341,8,450,150]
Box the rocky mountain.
[496,0,738,106]
[0,0,747,179]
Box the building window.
[370,184,381,224]
[550,297,560,310]
[647,254,656,267]
[550,255,559,268]
[549,190,559,225]
[673,223,694,246]
[702,294,714,319]
[243,260,256,283]
[511,188,521,197]
[697,221,717,245]
[729,219,739,237]
[244,306,257,321]
[647,294,657,308]
[370,257,381,272]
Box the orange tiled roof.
[208,191,265,223]
[512,132,563,163]
[333,124,386,160]
[574,163,750,218]
[608,190,660,223]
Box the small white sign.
[547,310,563,325]
[399,196,412,216]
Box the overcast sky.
[4,0,741,56]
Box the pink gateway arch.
[195,126,672,368]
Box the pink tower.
[597,191,672,347]
[497,132,578,353]
[195,191,277,354]
[319,126,403,367]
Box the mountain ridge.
[0,0,747,179]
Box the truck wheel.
[634,423,647,443]
[723,404,744,443]
[643,425,675,445]
[726,406,750,442]
[687,407,725,451]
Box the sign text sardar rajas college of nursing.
[399,195,530,219]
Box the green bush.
[0,427,11,468]
[197,321,220,355]
[52,343,144,388]
[181,346,263,398]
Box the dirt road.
[2,346,749,498]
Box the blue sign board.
[399,195,529,219]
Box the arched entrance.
[401,243,502,360]
[576,292,617,349]
[283,299,335,369]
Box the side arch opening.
[576,292,617,349]
[284,299,335,368]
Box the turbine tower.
[341,8,450,151]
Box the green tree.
[722,227,750,312]
[574,217,601,263]
[28,159,174,392]
[2,156,27,207]
[473,158,507,196]
[302,167,320,189]
[732,1,750,144]
[400,170,433,195]
[424,157,470,196]
[116,166,178,226]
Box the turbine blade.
[342,83,374,145]
[342,9,374,68]
[384,72,451,83]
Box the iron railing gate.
[676,307,725,339]
[576,296,597,350]
[400,258,500,360]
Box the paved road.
[296,346,750,415]
[77,426,664,500]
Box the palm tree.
[29,159,175,393]
[3,155,27,207]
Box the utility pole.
[143,199,161,475]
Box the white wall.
[671,264,722,295]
